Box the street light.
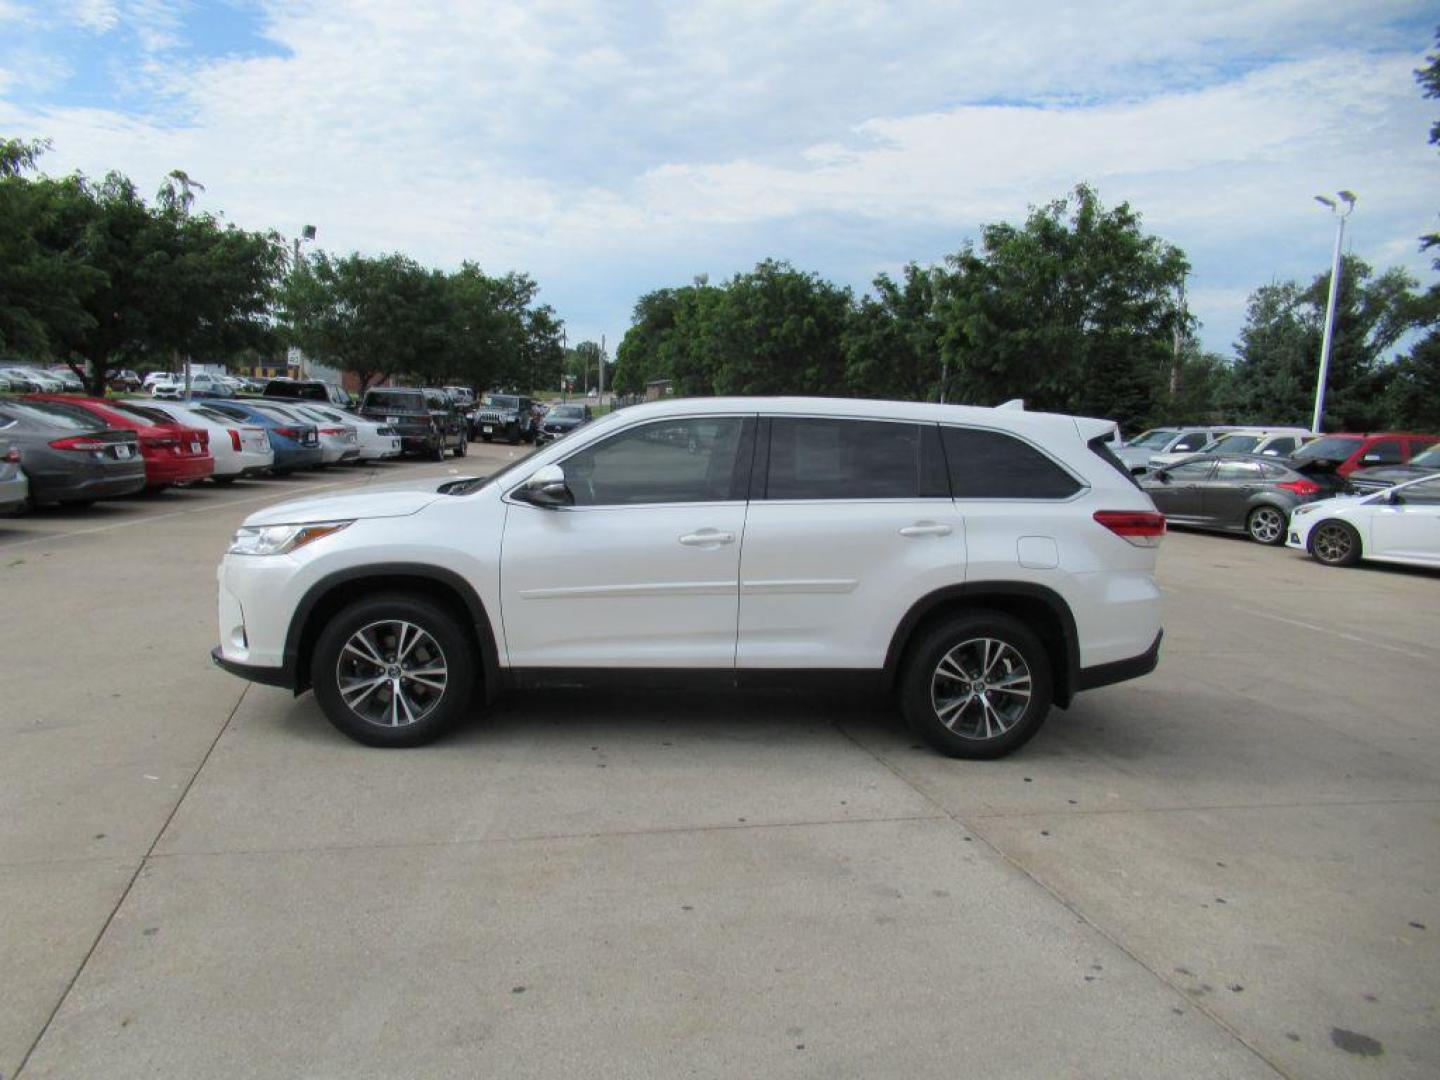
[1311,191,1355,433]
[291,225,317,379]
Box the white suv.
[213,398,1165,758]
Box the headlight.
[228,520,352,556]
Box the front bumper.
[211,645,292,689]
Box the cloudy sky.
[1,1,1436,356]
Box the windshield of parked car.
[1293,435,1362,461]
[484,395,520,410]
[1126,429,1175,449]
[551,404,585,419]
[0,401,99,430]
[364,390,427,413]
[1209,434,1261,453]
[109,402,183,426]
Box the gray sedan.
[0,401,146,508]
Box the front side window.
[1263,437,1297,455]
[1211,434,1261,454]
[765,418,945,500]
[1170,430,1212,453]
[943,426,1082,499]
[561,417,746,506]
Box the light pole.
[291,225,317,379]
[1311,191,1355,433]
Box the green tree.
[841,264,944,400]
[614,288,682,396]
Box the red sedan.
[25,395,214,488]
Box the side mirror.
[1155,471,1171,484]
[520,464,573,508]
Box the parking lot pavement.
[2,475,1437,1078]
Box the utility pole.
[1170,274,1187,399]
[291,225,317,379]
[598,333,605,401]
[1311,192,1356,433]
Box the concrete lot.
[1,446,1436,1079]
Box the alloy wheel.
[1248,506,1283,544]
[335,619,448,728]
[1313,522,1354,565]
[930,637,1032,741]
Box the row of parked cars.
[1117,425,1440,570]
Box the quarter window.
[764,418,946,500]
[1367,440,1403,465]
[561,417,746,506]
[942,426,1082,499]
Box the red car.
[1292,432,1438,478]
[24,395,214,488]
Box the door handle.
[679,530,735,546]
[899,523,952,538]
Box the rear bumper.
[0,473,28,512]
[145,455,214,485]
[211,645,293,689]
[271,445,324,470]
[1076,630,1162,692]
[29,465,147,503]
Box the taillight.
[319,426,346,436]
[1276,479,1320,496]
[274,427,300,439]
[49,436,108,452]
[3,447,19,463]
[229,429,242,451]
[1094,510,1166,548]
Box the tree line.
[0,139,568,397]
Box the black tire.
[312,592,476,747]
[1246,504,1286,545]
[453,436,467,458]
[900,611,1054,759]
[430,441,446,462]
[481,434,492,443]
[1309,519,1362,567]
[507,426,520,445]
[212,475,239,486]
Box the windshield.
[0,401,99,430]
[1410,443,1440,467]
[364,390,426,413]
[484,395,520,409]
[552,404,585,418]
[1209,434,1261,453]
[1294,435,1362,461]
[109,402,180,426]
[1126,429,1175,449]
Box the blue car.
[196,400,324,473]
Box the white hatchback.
[142,400,274,481]
[213,398,1166,758]
[1288,473,1440,569]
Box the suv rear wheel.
[312,593,475,747]
[900,612,1054,759]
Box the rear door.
[736,416,959,670]
[1200,459,1265,528]
[1150,459,1214,520]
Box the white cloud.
[1,0,1436,350]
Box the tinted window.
[1210,434,1261,453]
[1258,461,1292,480]
[1409,444,1440,468]
[766,418,945,500]
[1366,440,1403,465]
[1263,437,1296,455]
[1396,478,1440,504]
[563,417,746,506]
[1166,460,1215,480]
[1294,436,1362,462]
[363,390,427,413]
[1171,430,1212,452]
[1127,429,1176,449]
[1213,460,1261,481]
[942,426,1081,499]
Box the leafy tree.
[614,289,682,396]
[841,264,944,400]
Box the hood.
[243,476,472,526]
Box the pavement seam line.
[959,794,1440,819]
[13,682,251,1080]
[144,811,951,861]
[831,721,1295,1080]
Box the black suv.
[536,402,593,443]
[360,387,467,460]
[263,379,353,409]
[471,393,536,444]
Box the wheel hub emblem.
[387,665,400,677]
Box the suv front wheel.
[312,593,476,747]
[900,612,1054,759]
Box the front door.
[1200,459,1264,529]
[499,415,753,667]
[1150,459,1214,521]
[1369,478,1440,564]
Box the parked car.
[249,401,358,465]
[44,367,85,392]
[536,402,593,443]
[142,371,179,390]
[1,367,62,393]
[201,400,323,474]
[139,399,275,482]
[1289,473,1440,569]
[0,400,146,506]
[443,386,476,411]
[1147,427,1311,470]
[212,397,1165,758]
[359,387,465,459]
[263,378,353,409]
[1290,432,1438,479]
[282,402,400,462]
[0,434,28,513]
[1117,426,1232,474]
[149,376,184,400]
[471,393,536,444]
[181,372,236,398]
[26,395,214,489]
[1140,453,1335,545]
[1345,441,1440,495]
[109,369,143,393]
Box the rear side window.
[1214,460,1262,481]
[942,426,1082,499]
[1170,430,1212,453]
[1263,437,1297,455]
[1366,439,1403,465]
[764,418,946,500]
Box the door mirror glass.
[520,464,573,507]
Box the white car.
[149,377,184,400]
[1288,473,1440,569]
[252,401,358,465]
[289,403,400,462]
[213,397,1165,757]
[1148,427,1312,471]
[140,400,274,482]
